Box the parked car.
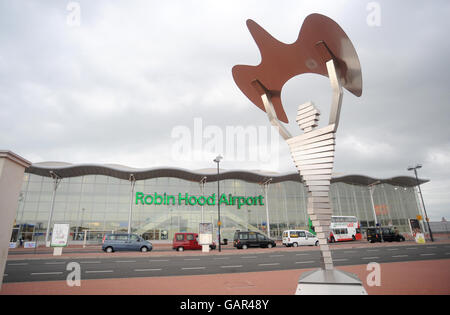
[367,227,405,243]
[233,231,276,249]
[282,230,319,247]
[102,233,153,253]
[172,232,216,252]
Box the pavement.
[2,238,450,295]
[1,259,449,295]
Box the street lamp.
[213,155,223,252]
[368,180,382,242]
[408,164,434,242]
[261,178,272,238]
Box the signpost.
[199,223,213,253]
[50,223,70,256]
[24,242,36,249]
[409,218,425,244]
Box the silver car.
[102,233,152,253]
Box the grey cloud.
[1,0,449,220]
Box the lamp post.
[408,164,433,242]
[45,171,61,247]
[368,180,382,241]
[213,155,223,252]
[199,176,207,224]
[261,178,272,238]
[128,174,136,234]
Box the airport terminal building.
[12,162,428,243]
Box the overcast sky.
[1,0,449,220]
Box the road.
[4,243,450,283]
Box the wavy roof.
[26,162,428,187]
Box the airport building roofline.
[26,162,429,187]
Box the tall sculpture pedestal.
[0,150,31,290]
[295,269,367,295]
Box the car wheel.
[293,242,298,247]
[267,243,273,249]
[140,246,148,252]
[315,241,319,246]
[105,247,113,253]
[177,247,184,252]
[242,244,248,250]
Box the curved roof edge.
[25,162,429,187]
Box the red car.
[172,232,216,252]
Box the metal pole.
[412,167,434,242]
[217,161,221,252]
[199,177,207,224]
[83,229,87,248]
[45,171,61,246]
[128,174,135,235]
[214,155,223,252]
[262,178,272,238]
[368,181,382,242]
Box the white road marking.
[295,261,315,264]
[184,258,201,261]
[392,255,408,258]
[150,259,169,262]
[8,263,28,266]
[135,268,162,272]
[420,253,436,256]
[85,270,113,273]
[182,267,206,270]
[44,262,66,265]
[406,248,418,250]
[269,255,284,257]
[367,249,379,252]
[221,265,242,268]
[214,257,230,260]
[387,248,399,251]
[241,256,257,259]
[344,251,356,254]
[362,257,379,260]
[295,253,310,256]
[258,263,280,266]
[333,259,348,262]
[115,260,136,263]
[80,261,101,264]
[31,272,63,276]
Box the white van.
[282,230,319,247]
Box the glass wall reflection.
[14,173,422,241]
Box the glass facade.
[14,172,422,242]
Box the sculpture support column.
[0,151,31,291]
[256,58,342,270]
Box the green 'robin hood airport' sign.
[135,192,264,209]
